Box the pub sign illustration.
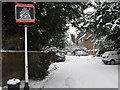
[15,3,35,23]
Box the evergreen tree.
[49,33,66,49]
[2,2,87,50]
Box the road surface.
[18,55,118,88]
[43,55,118,88]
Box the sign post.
[24,26,29,90]
[15,3,35,90]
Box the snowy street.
[20,55,118,88]
[3,2,120,90]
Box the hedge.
[2,52,51,85]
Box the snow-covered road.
[19,55,118,88]
[43,55,118,88]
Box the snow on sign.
[15,3,35,23]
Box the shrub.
[29,52,51,80]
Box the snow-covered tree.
[94,1,120,50]
[80,1,120,50]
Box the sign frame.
[15,3,35,23]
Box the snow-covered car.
[55,53,65,62]
[76,51,89,56]
[102,51,120,65]
[67,52,72,56]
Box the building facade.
[77,34,95,50]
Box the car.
[102,51,120,65]
[76,50,89,56]
[96,49,106,57]
[55,53,65,62]
[67,52,72,56]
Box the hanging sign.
[15,3,35,23]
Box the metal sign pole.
[24,26,29,90]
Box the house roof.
[78,33,92,41]
[78,34,87,40]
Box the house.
[77,33,96,54]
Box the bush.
[29,52,51,80]
[2,52,51,85]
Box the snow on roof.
[78,34,87,40]
[86,34,92,40]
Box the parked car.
[102,51,120,65]
[96,49,106,57]
[76,50,89,56]
[67,52,72,56]
[55,53,65,62]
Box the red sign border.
[15,3,35,7]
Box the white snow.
[105,23,112,26]
[67,26,77,35]
[110,23,119,31]
[114,18,120,24]
[105,18,120,31]
[7,78,20,85]
[43,56,118,88]
[96,15,102,20]
[111,24,117,31]
[84,7,95,14]
[91,1,97,7]
[99,19,103,23]
[19,55,118,88]
[83,23,90,27]
[0,87,2,90]
[78,34,87,40]
[3,56,117,88]
[66,26,78,45]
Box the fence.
[1,50,50,86]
